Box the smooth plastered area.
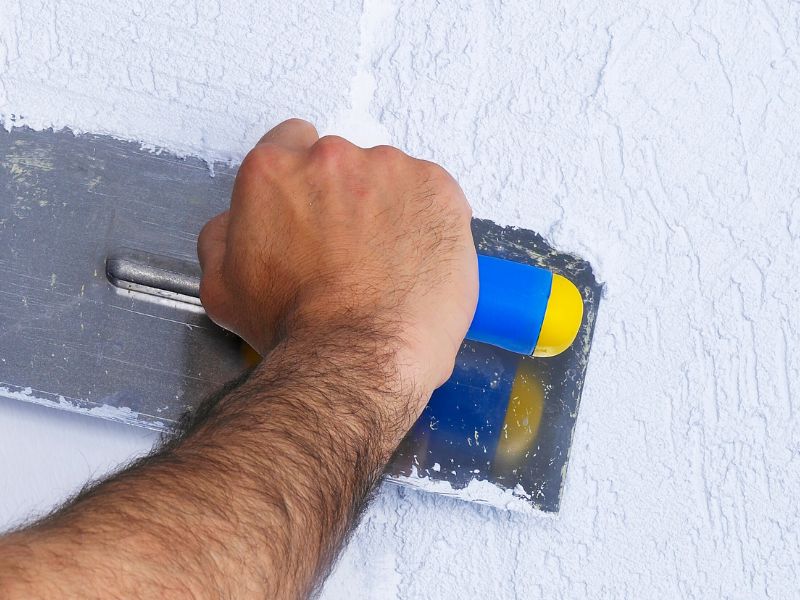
[1,1,799,598]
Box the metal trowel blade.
[0,127,601,512]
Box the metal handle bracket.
[106,248,203,306]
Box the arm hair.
[0,324,419,599]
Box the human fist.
[197,119,477,396]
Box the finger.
[257,118,319,151]
[197,211,230,274]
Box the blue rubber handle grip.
[466,255,553,355]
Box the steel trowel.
[0,127,601,512]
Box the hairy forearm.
[0,326,421,599]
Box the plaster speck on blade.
[0,127,601,513]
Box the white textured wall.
[2,1,799,597]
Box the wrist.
[283,302,440,393]
[258,322,431,453]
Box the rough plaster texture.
[1,0,799,597]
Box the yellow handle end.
[533,274,584,358]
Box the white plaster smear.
[2,0,800,598]
[0,385,166,430]
[389,467,540,515]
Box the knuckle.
[425,162,455,186]
[239,143,285,182]
[280,117,316,135]
[316,134,349,148]
[311,135,354,168]
[370,144,404,164]
[417,160,464,197]
[415,160,454,192]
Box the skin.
[0,119,478,599]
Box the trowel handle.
[466,255,583,357]
[106,249,582,357]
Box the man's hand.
[0,119,477,599]
[198,118,477,399]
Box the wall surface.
[2,0,799,597]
